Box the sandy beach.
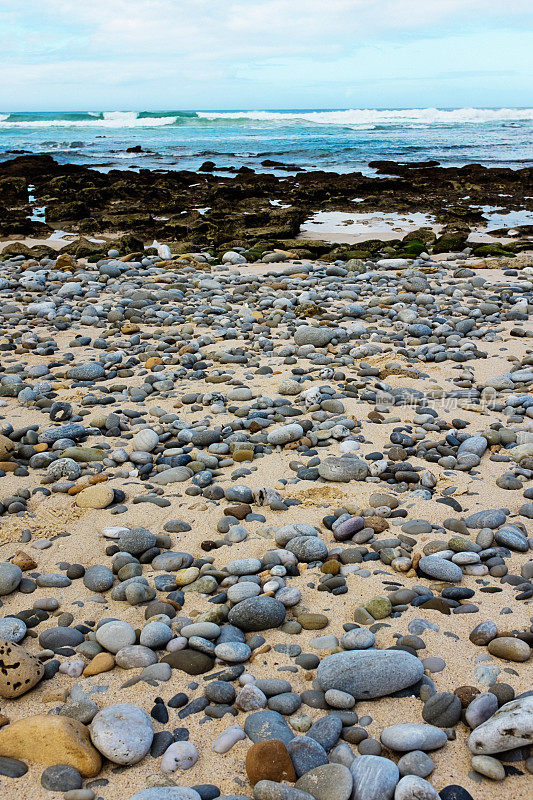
[0,191,532,800]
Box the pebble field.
[0,236,532,800]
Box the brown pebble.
[11,550,37,571]
[83,652,115,676]
[245,739,296,785]
[454,685,481,707]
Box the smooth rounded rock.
[0,563,22,596]
[96,621,136,654]
[418,557,462,583]
[381,724,447,752]
[90,704,153,765]
[350,755,399,800]
[228,597,286,632]
[295,763,353,800]
[394,775,439,799]
[317,649,424,699]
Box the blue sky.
[1,0,532,110]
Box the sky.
[0,0,532,110]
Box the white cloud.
[0,0,531,107]
[2,0,532,60]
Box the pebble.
[0,714,101,776]
[317,649,424,699]
[487,636,531,661]
[394,775,439,799]
[295,763,353,800]
[0,756,29,778]
[0,211,532,800]
[422,692,462,727]
[418,556,463,583]
[397,751,434,778]
[246,740,296,785]
[95,621,137,653]
[471,755,506,780]
[75,484,115,509]
[244,710,294,744]
[89,704,153,764]
[468,695,533,754]
[350,755,399,800]
[0,617,27,643]
[380,724,448,751]
[41,764,83,792]
[161,741,199,773]
[0,563,22,595]
[287,736,328,777]
[228,597,286,631]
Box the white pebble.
[166,636,188,652]
[59,658,85,678]
[238,673,256,686]
[101,526,130,539]
[212,725,246,754]
[160,741,198,773]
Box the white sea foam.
[197,108,533,127]
[0,112,179,128]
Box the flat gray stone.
[418,556,462,582]
[243,710,294,744]
[295,763,353,800]
[317,649,424,699]
[380,724,448,751]
[350,755,399,800]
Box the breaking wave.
[196,108,533,128]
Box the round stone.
[471,755,505,781]
[418,556,462,582]
[139,622,173,649]
[75,484,115,509]
[296,763,353,800]
[117,528,157,554]
[132,429,159,452]
[422,692,462,727]
[487,637,531,662]
[115,646,158,669]
[67,363,105,381]
[90,704,153,764]
[83,565,114,592]
[161,742,199,773]
[380,724,447,751]
[41,764,83,792]
[0,563,22,595]
[0,756,29,778]
[38,627,84,650]
[243,710,294,745]
[245,740,296,785]
[397,751,434,778]
[0,639,44,698]
[394,775,439,800]
[0,617,27,643]
[95,621,136,654]
[228,597,286,632]
[340,629,376,650]
[317,649,424,699]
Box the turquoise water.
[1,108,532,174]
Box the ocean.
[1,108,532,175]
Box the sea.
[1,108,532,175]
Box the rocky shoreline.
[0,155,532,262]
[0,177,532,800]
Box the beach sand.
[0,249,531,800]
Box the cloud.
[2,0,531,60]
[0,0,531,108]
